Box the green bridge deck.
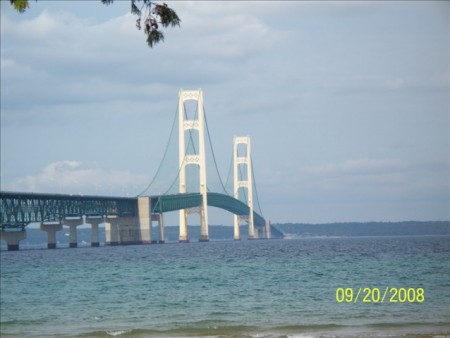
[0,191,265,230]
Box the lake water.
[1,236,449,337]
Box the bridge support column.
[178,89,209,243]
[265,220,271,239]
[64,217,83,248]
[105,216,119,246]
[248,224,256,240]
[138,196,151,244]
[86,216,103,247]
[179,210,189,243]
[40,222,62,249]
[233,136,255,240]
[0,229,26,251]
[156,213,165,244]
[199,206,209,242]
[256,228,263,239]
[234,215,241,240]
[118,216,140,245]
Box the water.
[1,236,449,337]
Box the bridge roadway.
[0,190,266,233]
[0,191,272,250]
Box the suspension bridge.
[0,89,280,250]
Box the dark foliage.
[10,0,181,48]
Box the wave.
[69,322,450,338]
[105,330,132,337]
[283,233,347,240]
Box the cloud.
[3,161,149,196]
[383,75,449,92]
[1,4,284,127]
[1,1,448,223]
[176,11,279,59]
[385,78,407,90]
[300,158,405,177]
[280,158,407,198]
[263,157,449,200]
[259,156,449,222]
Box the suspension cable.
[224,149,234,194]
[160,101,201,196]
[138,95,264,219]
[251,154,264,217]
[137,105,178,196]
[203,106,229,195]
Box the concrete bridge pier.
[64,217,84,248]
[179,210,189,243]
[199,207,209,242]
[233,215,241,241]
[40,222,62,249]
[105,216,120,246]
[265,220,271,239]
[118,216,140,245]
[138,196,151,244]
[0,229,26,251]
[150,214,165,244]
[85,216,103,247]
[151,214,165,243]
[157,214,165,243]
[248,222,256,240]
[256,227,263,239]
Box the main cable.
[137,104,178,197]
[204,106,229,195]
[251,154,264,218]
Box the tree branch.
[10,0,181,48]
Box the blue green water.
[1,236,450,337]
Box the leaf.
[10,0,29,13]
[146,29,164,48]
[154,4,181,28]
[131,1,141,15]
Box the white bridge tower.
[178,89,209,242]
[233,136,255,240]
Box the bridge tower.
[178,89,209,242]
[233,136,255,240]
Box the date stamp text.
[335,287,425,303]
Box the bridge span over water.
[0,191,272,250]
[0,89,276,250]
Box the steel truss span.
[1,191,265,230]
[0,192,138,230]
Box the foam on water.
[106,330,132,336]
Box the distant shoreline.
[1,221,449,250]
[274,221,450,237]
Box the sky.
[1,1,449,225]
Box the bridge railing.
[150,193,202,214]
[1,191,266,230]
[0,192,137,230]
[150,192,265,227]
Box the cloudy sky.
[1,1,449,224]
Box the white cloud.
[300,158,406,177]
[1,2,288,130]
[265,157,449,202]
[280,158,407,198]
[1,1,448,222]
[385,78,407,90]
[3,161,149,197]
[383,74,449,92]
